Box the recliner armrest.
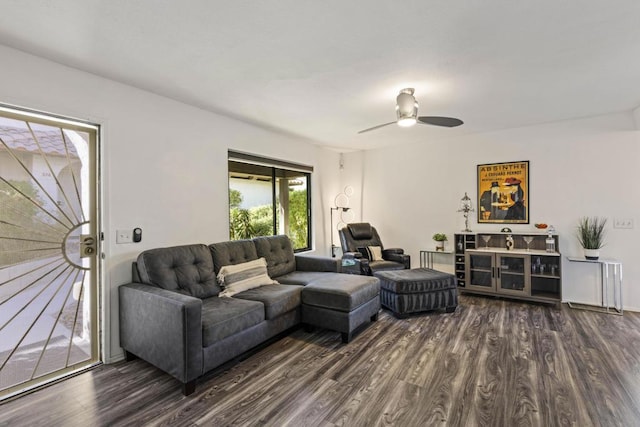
[382,248,404,256]
[295,254,340,272]
[383,252,411,269]
[342,251,363,259]
[119,283,203,383]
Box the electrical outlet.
[613,218,634,229]
[116,229,133,243]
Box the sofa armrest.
[119,283,203,383]
[295,254,340,272]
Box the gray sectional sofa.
[119,235,380,395]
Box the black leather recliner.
[338,222,411,275]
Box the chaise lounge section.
[119,235,380,395]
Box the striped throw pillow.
[367,246,383,261]
[217,257,278,297]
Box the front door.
[0,105,100,400]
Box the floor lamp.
[330,206,350,257]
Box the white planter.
[435,241,445,251]
[584,248,600,260]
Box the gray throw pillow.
[217,257,278,297]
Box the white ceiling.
[1,1,640,150]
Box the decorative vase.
[584,248,600,260]
[435,241,445,251]
[505,234,514,251]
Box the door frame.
[0,103,103,401]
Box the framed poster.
[477,160,529,224]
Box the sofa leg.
[303,323,315,333]
[370,312,379,322]
[182,380,196,396]
[341,332,352,343]
[445,306,457,313]
[124,350,138,362]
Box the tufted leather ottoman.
[374,268,458,318]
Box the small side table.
[341,258,364,275]
[566,257,623,315]
[420,250,453,269]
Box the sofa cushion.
[302,273,380,312]
[136,244,220,298]
[276,271,332,286]
[253,235,296,278]
[209,239,258,274]
[234,284,303,319]
[217,258,278,297]
[201,297,265,346]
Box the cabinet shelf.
[530,291,560,301]
[473,248,560,256]
[531,273,560,279]
[454,234,477,288]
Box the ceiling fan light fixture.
[357,87,462,134]
[397,117,417,127]
[396,87,418,127]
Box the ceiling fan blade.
[417,116,464,127]
[357,121,397,134]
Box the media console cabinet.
[454,232,561,305]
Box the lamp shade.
[458,192,473,212]
[396,88,418,127]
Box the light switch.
[116,229,133,243]
[613,218,634,229]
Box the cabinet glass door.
[530,255,561,299]
[466,252,495,291]
[496,254,529,296]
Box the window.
[228,151,312,251]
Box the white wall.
[0,44,340,362]
[633,106,640,129]
[346,112,640,310]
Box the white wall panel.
[356,113,640,310]
[0,44,337,361]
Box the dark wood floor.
[2,295,640,426]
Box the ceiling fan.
[358,88,463,134]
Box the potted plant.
[432,233,447,251]
[577,216,607,260]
